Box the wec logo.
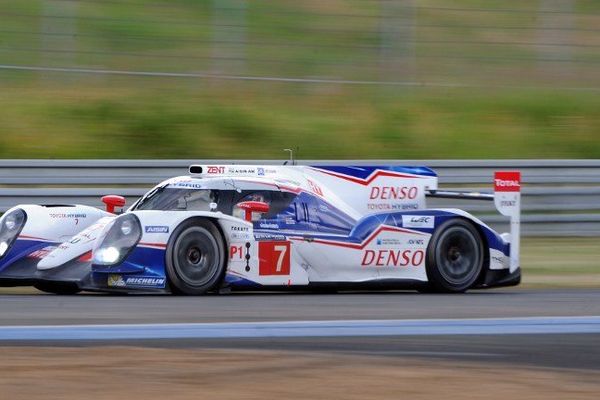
[402,215,435,228]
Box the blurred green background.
[0,0,598,159]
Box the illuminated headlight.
[94,247,121,264]
[0,208,27,258]
[93,214,141,266]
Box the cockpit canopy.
[132,177,297,220]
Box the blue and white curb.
[1,316,599,341]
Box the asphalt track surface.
[1,288,599,370]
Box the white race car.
[0,164,521,294]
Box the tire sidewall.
[425,218,484,293]
[165,218,226,295]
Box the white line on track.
[0,316,599,341]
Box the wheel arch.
[454,216,490,286]
[174,215,230,248]
[165,216,229,295]
[434,213,491,281]
[426,215,488,292]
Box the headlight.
[120,219,134,235]
[0,208,27,258]
[93,214,141,266]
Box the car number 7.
[274,245,287,272]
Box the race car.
[0,164,521,294]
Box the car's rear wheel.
[165,218,226,295]
[424,219,484,293]
[34,282,81,295]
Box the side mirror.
[235,201,269,222]
[102,195,126,214]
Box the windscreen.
[134,188,224,212]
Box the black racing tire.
[34,282,81,295]
[424,219,484,293]
[165,218,226,295]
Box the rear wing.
[427,171,521,273]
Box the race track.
[1,288,600,325]
[1,288,599,370]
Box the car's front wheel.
[165,218,226,295]
[424,219,484,293]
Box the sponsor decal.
[49,213,87,219]
[369,186,418,200]
[284,217,295,225]
[230,225,251,240]
[494,171,520,222]
[125,277,166,288]
[259,223,279,229]
[172,182,203,189]
[27,246,57,259]
[376,238,403,246]
[230,232,252,241]
[399,203,419,210]
[408,239,425,245]
[402,215,434,229]
[257,167,265,176]
[254,232,286,241]
[107,274,126,288]
[361,249,424,267]
[207,166,225,174]
[227,167,256,174]
[494,172,521,192]
[49,213,87,225]
[367,203,419,211]
[108,275,166,288]
[145,225,169,234]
